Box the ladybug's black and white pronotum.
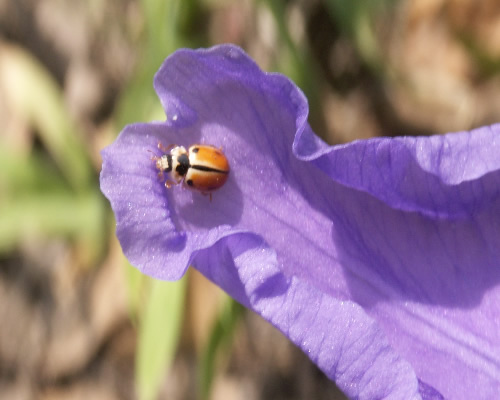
[153,143,230,197]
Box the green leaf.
[0,44,92,191]
[0,146,67,196]
[136,277,187,400]
[260,0,323,133]
[0,189,106,258]
[324,0,397,71]
[116,0,184,127]
[124,260,147,323]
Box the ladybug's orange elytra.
[152,143,230,198]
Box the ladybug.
[153,142,230,198]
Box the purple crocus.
[100,45,500,399]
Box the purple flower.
[100,45,500,399]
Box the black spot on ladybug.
[176,154,190,176]
[191,165,228,173]
[165,154,173,172]
[186,179,194,186]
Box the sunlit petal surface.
[101,45,500,399]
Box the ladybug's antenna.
[147,149,160,162]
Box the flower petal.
[295,123,500,217]
[101,123,188,279]
[194,233,423,399]
[101,45,500,399]
[100,122,236,280]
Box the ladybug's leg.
[201,191,213,202]
[165,180,176,189]
[148,150,164,180]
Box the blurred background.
[1,0,500,399]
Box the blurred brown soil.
[0,236,133,400]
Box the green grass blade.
[124,260,147,323]
[199,297,245,400]
[116,0,183,127]
[0,147,67,196]
[0,44,93,191]
[136,277,187,400]
[260,0,323,131]
[0,189,106,258]
[324,0,397,71]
